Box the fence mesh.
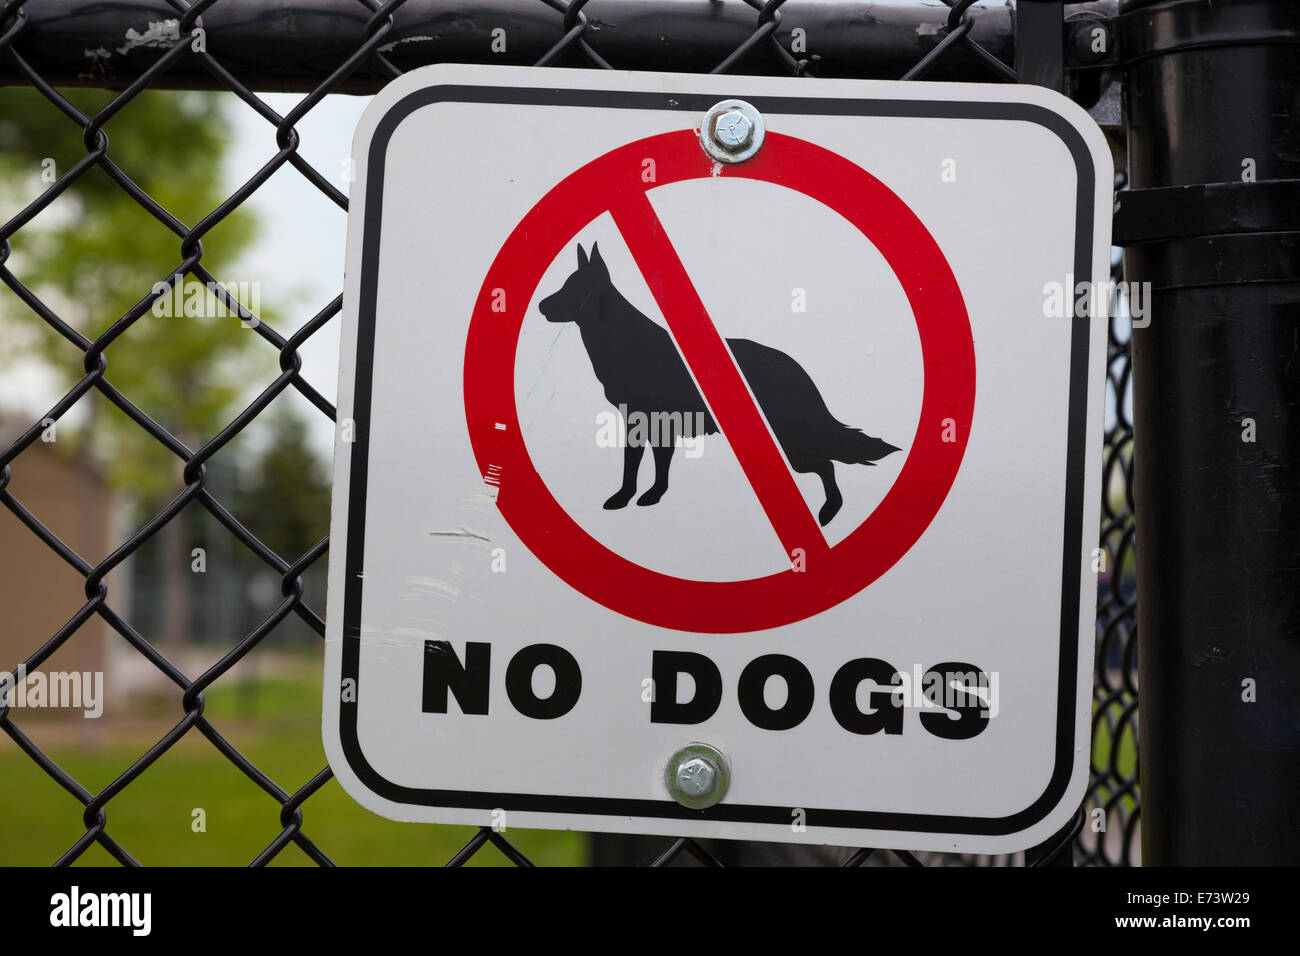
[0,0,1138,866]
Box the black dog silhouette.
[538,243,900,526]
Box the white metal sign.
[324,64,1112,853]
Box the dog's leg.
[637,426,676,506]
[603,432,643,510]
[812,461,842,526]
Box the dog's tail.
[829,425,900,465]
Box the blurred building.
[0,417,112,687]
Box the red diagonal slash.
[611,190,830,562]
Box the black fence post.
[1118,0,1300,864]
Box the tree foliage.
[234,405,332,562]
[0,87,272,496]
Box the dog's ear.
[590,242,604,266]
[577,244,589,269]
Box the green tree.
[235,406,332,563]
[0,87,273,642]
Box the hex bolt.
[665,742,730,809]
[712,110,753,150]
[700,100,765,164]
[675,756,717,798]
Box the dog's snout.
[538,290,571,323]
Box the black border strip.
[338,84,1097,836]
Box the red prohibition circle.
[464,129,975,633]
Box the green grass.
[3,657,1141,864]
[0,666,587,866]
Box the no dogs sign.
[324,65,1112,853]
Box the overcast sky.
[223,92,371,458]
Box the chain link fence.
[0,0,1137,866]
